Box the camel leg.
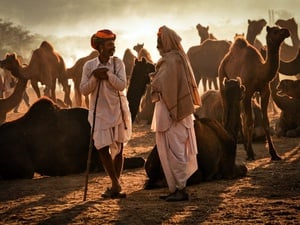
[261,89,281,160]
[50,80,57,103]
[213,78,219,90]
[202,78,207,92]
[31,80,41,98]
[74,87,82,107]
[243,96,255,160]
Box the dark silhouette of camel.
[219,26,290,160]
[127,58,155,122]
[270,75,300,137]
[144,116,247,189]
[0,98,145,180]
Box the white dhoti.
[152,100,198,193]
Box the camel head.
[196,24,209,38]
[275,18,297,31]
[0,53,22,78]
[276,79,300,99]
[133,43,144,53]
[266,26,290,48]
[223,77,245,101]
[247,19,267,36]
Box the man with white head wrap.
[150,25,201,201]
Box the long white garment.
[80,56,132,158]
[151,99,198,192]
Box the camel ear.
[206,26,209,30]
[142,57,146,63]
[266,26,271,32]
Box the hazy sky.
[0,0,299,64]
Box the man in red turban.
[80,29,132,199]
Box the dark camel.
[218,26,290,160]
[270,75,300,137]
[127,58,155,122]
[0,97,145,180]
[276,79,300,99]
[144,116,247,189]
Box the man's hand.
[92,67,109,80]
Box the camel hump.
[40,41,54,51]
[231,37,248,51]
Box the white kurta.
[151,99,198,192]
[80,56,132,158]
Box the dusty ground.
[0,89,299,225]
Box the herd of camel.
[0,18,299,184]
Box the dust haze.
[0,0,299,65]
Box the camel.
[65,51,98,107]
[135,84,155,124]
[195,84,265,142]
[133,43,154,63]
[278,48,300,76]
[196,23,216,43]
[270,75,300,137]
[0,97,145,180]
[144,116,247,189]
[275,18,300,61]
[246,19,267,51]
[0,70,28,124]
[187,38,231,91]
[1,41,72,107]
[276,79,300,99]
[126,58,155,122]
[122,48,136,83]
[218,26,290,160]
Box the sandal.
[101,188,126,199]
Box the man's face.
[156,37,164,56]
[100,40,115,57]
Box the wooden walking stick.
[83,81,101,201]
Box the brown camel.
[218,26,290,160]
[122,48,136,83]
[1,42,72,107]
[270,74,300,137]
[187,38,231,91]
[275,18,300,61]
[196,23,217,43]
[65,51,98,107]
[0,57,28,124]
[279,48,300,76]
[195,88,265,142]
[277,79,300,99]
[133,43,154,63]
[246,19,267,51]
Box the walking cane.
[83,81,101,201]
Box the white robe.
[151,99,198,192]
[80,56,132,158]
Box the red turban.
[91,29,116,50]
